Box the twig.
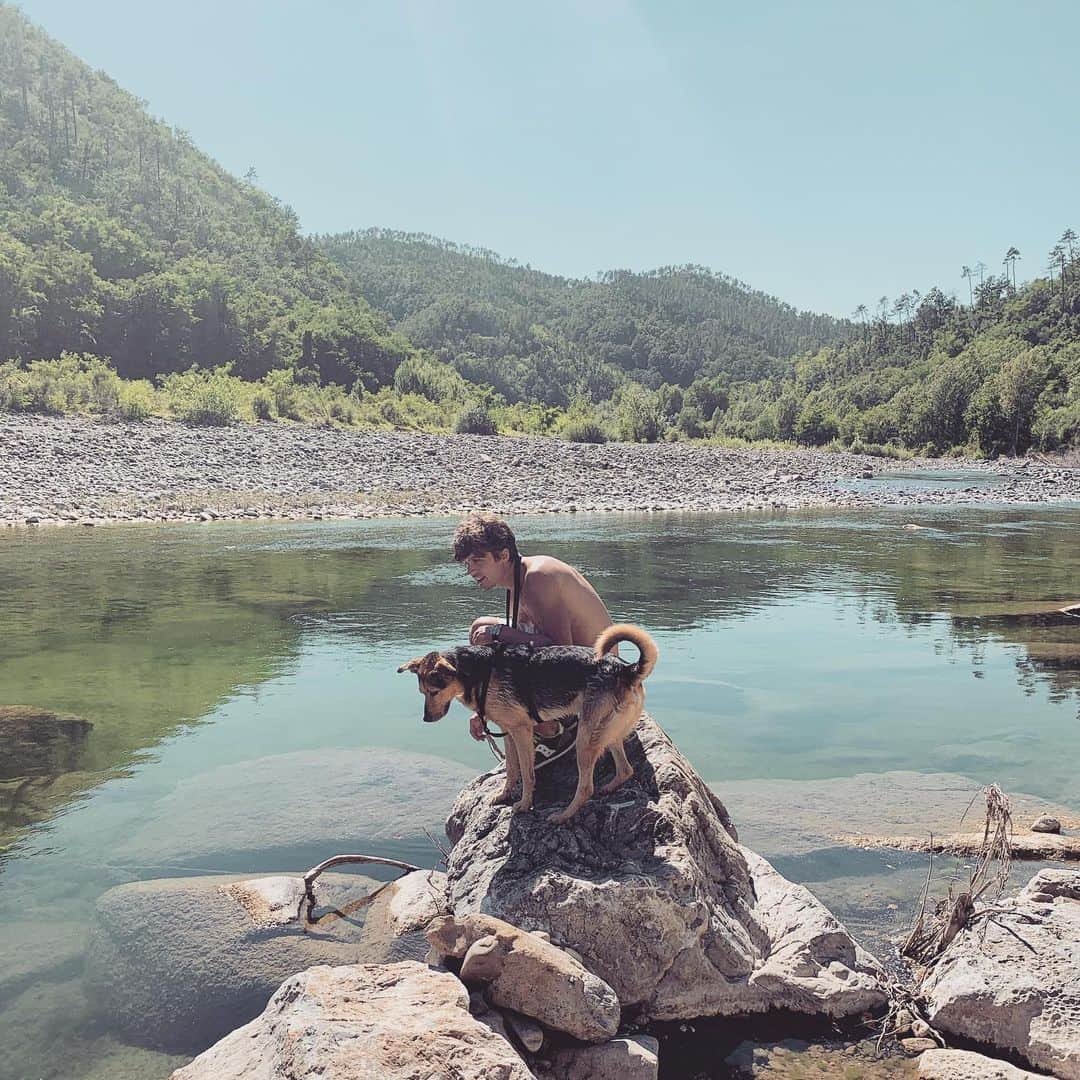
[423,827,451,866]
[298,853,421,923]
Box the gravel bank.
[2,414,1078,527]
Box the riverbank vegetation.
[1,5,1078,457]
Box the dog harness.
[477,555,575,764]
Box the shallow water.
[1,506,1078,1078]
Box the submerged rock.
[117,747,475,863]
[921,867,1080,1079]
[0,705,91,779]
[444,714,886,1023]
[84,871,419,1052]
[171,961,534,1080]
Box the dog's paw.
[547,808,574,824]
[511,799,533,814]
[493,788,515,806]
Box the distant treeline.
[1,4,1077,455]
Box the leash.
[479,554,578,770]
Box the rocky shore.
[1,414,1078,527]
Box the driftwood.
[298,854,421,924]
[901,785,1014,967]
[837,830,1080,861]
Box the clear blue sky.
[15,0,1080,316]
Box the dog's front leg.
[493,730,520,805]
[506,726,536,813]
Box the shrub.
[614,386,663,443]
[252,389,274,420]
[455,402,497,436]
[161,369,242,426]
[562,419,607,443]
[262,368,302,420]
[117,380,156,421]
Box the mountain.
[0,3,411,388]
[317,228,850,406]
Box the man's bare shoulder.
[524,555,574,578]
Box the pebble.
[1031,815,1062,834]
[1,414,1077,528]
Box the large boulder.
[171,961,534,1080]
[921,868,1080,1079]
[84,870,445,1052]
[426,913,620,1043]
[445,715,885,1022]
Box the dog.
[398,624,658,823]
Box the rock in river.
[921,868,1080,1079]
[117,747,475,864]
[444,714,886,1022]
[170,961,533,1080]
[84,870,447,1052]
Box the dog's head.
[397,651,462,723]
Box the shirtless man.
[452,512,613,742]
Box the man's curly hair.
[452,512,519,562]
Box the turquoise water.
[1,507,1078,1078]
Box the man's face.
[461,548,510,589]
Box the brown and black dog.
[398,624,658,822]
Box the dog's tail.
[594,623,658,681]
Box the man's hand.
[469,617,501,646]
[469,713,486,741]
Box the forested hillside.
[716,253,1080,455]
[317,229,848,406]
[1,5,1077,455]
[0,4,411,389]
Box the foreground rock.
[918,1049,1045,1079]
[445,714,886,1022]
[921,868,1080,1078]
[171,961,534,1080]
[426,913,620,1043]
[538,1036,659,1080]
[84,871,444,1052]
[118,747,475,864]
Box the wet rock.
[170,961,534,1080]
[84,871,401,1052]
[918,1048,1044,1079]
[0,705,92,779]
[359,868,449,962]
[444,715,885,1023]
[118,747,475,863]
[921,867,1080,1079]
[427,913,620,1043]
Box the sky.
[13,0,1080,316]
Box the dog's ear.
[433,656,458,678]
[397,655,426,674]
